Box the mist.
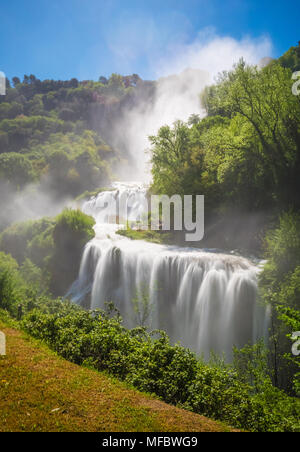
[0,32,273,230]
[111,31,272,180]
[0,180,74,232]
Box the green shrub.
[21,305,300,432]
[0,252,24,315]
[49,209,95,295]
[260,212,300,394]
[0,209,95,296]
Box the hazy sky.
[0,0,299,81]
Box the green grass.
[0,319,234,432]
[117,228,174,245]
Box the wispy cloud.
[155,28,273,79]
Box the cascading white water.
[69,182,268,360]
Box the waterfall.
[69,182,268,360]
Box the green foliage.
[233,341,270,391]
[0,152,34,188]
[260,212,300,394]
[0,47,299,432]
[148,51,300,400]
[0,251,54,317]
[150,121,192,196]
[0,71,151,230]
[20,258,49,294]
[278,42,300,72]
[21,304,300,432]
[151,61,300,213]
[0,252,22,313]
[117,228,173,245]
[0,217,55,265]
[0,102,23,120]
[262,212,300,284]
[0,115,70,153]
[0,209,95,296]
[52,208,95,248]
[277,305,300,394]
[28,131,113,197]
[131,286,155,327]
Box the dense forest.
[0,43,300,432]
[0,72,155,229]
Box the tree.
[188,114,201,126]
[49,209,95,295]
[12,77,21,87]
[131,285,154,327]
[278,43,300,72]
[98,76,108,85]
[202,60,300,208]
[150,121,191,195]
[0,153,34,188]
[260,212,300,393]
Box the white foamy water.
[68,182,268,359]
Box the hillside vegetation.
[0,73,155,231]
[0,319,231,432]
[147,44,300,395]
[0,209,95,297]
[0,44,299,432]
[149,44,300,251]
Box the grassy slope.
[0,320,235,432]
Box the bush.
[0,252,24,314]
[21,304,300,432]
[260,212,300,394]
[49,209,95,295]
[0,209,95,296]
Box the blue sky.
[0,0,299,81]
